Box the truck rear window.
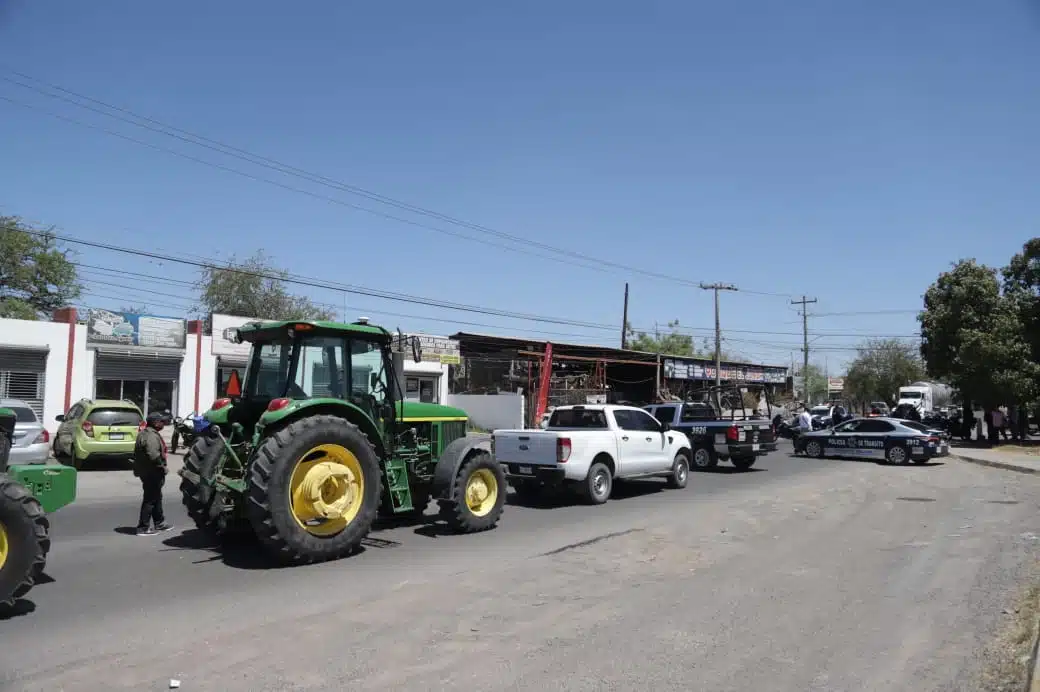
[548,409,608,428]
[88,408,143,427]
[680,404,715,421]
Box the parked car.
[491,404,693,504]
[644,395,777,471]
[53,398,145,469]
[794,416,945,464]
[0,398,50,468]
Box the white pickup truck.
[491,404,693,504]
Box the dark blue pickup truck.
[644,400,778,471]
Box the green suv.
[53,399,145,469]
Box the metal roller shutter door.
[0,347,48,420]
[95,354,182,380]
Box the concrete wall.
[447,393,526,431]
[180,334,217,415]
[0,318,71,432]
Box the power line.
[0,69,792,297]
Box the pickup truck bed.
[644,402,777,470]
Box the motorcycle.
[170,412,211,454]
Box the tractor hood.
[396,401,467,422]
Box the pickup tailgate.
[493,430,559,467]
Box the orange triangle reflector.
[226,369,242,397]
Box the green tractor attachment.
[178,319,506,564]
[0,407,77,607]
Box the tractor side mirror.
[370,373,379,390]
[55,414,65,422]
[411,336,423,364]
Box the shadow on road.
[0,598,37,621]
[788,453,945,468]
[696,466,765,475]
[506,478,670,510]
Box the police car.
[794,416,945,464]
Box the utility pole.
[699,283,738,407]
[791,295,818,402]
[621,283,629,349]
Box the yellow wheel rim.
[288,444,366,537]
[464,468,499,518]
[0,521,7,571]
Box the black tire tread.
[179,435,221,531]
[0,474,50,607]
[246,415,381,564]
[440,451,506,533]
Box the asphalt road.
[2,445,1039,691]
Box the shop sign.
[211,313,259,359]
[828,377,845,391]
[86,309,185,349]
[396,334,461,365]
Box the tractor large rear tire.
[0,474,49,608]
[179,435,223,532]
[247,415,381,564]
[440,451,506,533]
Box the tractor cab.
[209,319,403,439]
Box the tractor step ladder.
[382,457,414,512]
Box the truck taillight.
[725,425,739,442]
[81,421,94,437]
[33,429,50,444]
[557,437,572,463]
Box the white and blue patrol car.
[794,416,947,465]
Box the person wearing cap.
[133,412,173,536]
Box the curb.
[1029,595,1040,692]
[950,454,1040,476]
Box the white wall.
[0,318,70,432]
[402,360,450,403]
[179,334,217,416]
[447,393,526,431]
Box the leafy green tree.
[794,363,827,403]
[624,320,696,356]
[844,338,925,407]
[1003,238,1040,367]
[196,250,335,321]
[919,259,1038,410]
[0,216,81,320]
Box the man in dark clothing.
[133,412,173,536]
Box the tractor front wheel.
[247,415,382,564]
[0,474,49,608]
[441,451,506,533]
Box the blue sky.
[1,0,1037,370]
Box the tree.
[1003,238,1040,367]
[794,363,827,403]
[196,250,336,321]
[624,320,696,356]
[919,259,1038,410]
[844,338,925,407]
[0,216,81,320]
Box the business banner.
[664,358,787,384]
[211,314,261,359]
[86,309,185,349]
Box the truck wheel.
[732,456,757,470]
[441,451,506,533]
[666,453,690,489]
[180,435,223,532]
[0,474,49,608]
[581,461,613,504]
[804,440,825,459]
[247,415,382,564]
[691,446,718,470]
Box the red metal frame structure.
[533,342,553,426]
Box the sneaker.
[135,527,157,536]
[153,522,174,533]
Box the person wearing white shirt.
[797,409,813,432]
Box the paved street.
[2,445,1040,691]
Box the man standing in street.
[133,412,173,536]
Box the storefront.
[86,309,186,417]
[211,314,254,397]
[0,345,48,420]
[396,334,458,404]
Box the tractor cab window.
[293,337,347,399]
[349,339,388,406]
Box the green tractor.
[178,319,507,563]
[0,407,77,607]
